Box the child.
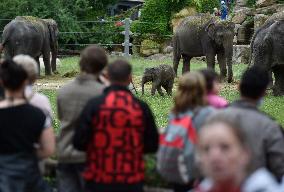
[200,69,228,108]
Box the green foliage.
[194,0,220,13]
[132,0,192,41]
[0,0,122,49]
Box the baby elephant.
[141,64,175,96]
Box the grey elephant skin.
[173,14,235,83]
[141,64,175,96]
[250,13,284,96]
[0,16,59,75]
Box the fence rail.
[0,18,173,57]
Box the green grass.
[39,56,284,187]
[39,56,284,129]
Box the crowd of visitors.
[0,45,284,192]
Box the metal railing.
[0,18,173,57]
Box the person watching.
[73,59,159,192]
[0,59,55,192]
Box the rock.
[232,13,248,24]
[140,39,160,57]
[235,0,249,11]
[146,53,172,60]
[163,46,173,54]
[233,8,253,24]
[141,49,160,57]
[254,14,269,31]
[237,18,254,45]
[256,0,276,8]
[255,4,284,15]
[233,45,250,64]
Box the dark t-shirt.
[0,86,4,100]
[0,103,46,154]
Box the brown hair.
[107,59,132,83]
[172,71,207,114]
[79,45,107,74]
[201,111,249,149]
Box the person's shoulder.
[24,103,46,118]
[243,168,280,192]
[207,94,228,108]
[58,79,76,95]
[86,93,106,106]
[31,92,50,104]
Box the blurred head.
[214,8,218,12]
[79,45,108,74]
[107,59,132,86]
[173,71,206,114]
[0,59,28,91]
[221,1,225,4]
[200,69,221,94]
[197,111,250,184]
[13,55,38,84]
[240,66,269,100]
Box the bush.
[132,0,192,42]
[194,0,220,13]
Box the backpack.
[157,110,198,184]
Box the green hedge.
[194,0,220,13]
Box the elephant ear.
[206,22,216,40]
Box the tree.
[132,0,192,38]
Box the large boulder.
[254,14,269,31]
[236,17,254,45]
[255,4,284,14]
[233,45,250,64]
[235,0,248,11]
[256,0,276,7]
[140,40,160,57]
[232,8,253,24]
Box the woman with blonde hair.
[168,71,215,192]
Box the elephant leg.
[182,56,191,74]
[151,82,159,96]
[173,53,181,77]
[165,81,173,96]
[268,70,273,89]
[272,66,284,96]
[217,53,227,80]
[206,53,216,70]
[43,51,51,76]
[157,86,164,96]
[35,56,40,76]
[51,50,57,73]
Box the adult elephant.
[250,16,284,96]
[250,12,284,96]
[173,14,235,83]
[0,16,59,75]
